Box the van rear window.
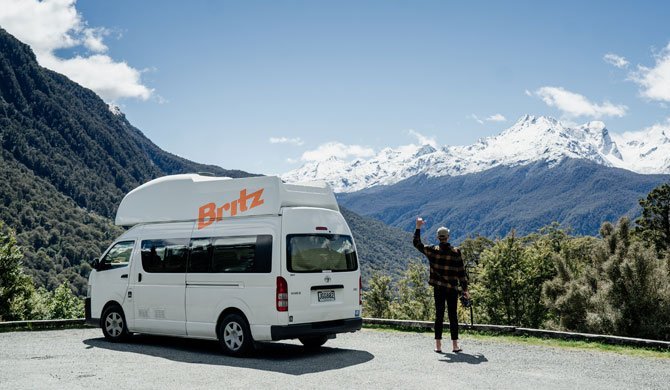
[187,235,272,273]
[287,234,358,273]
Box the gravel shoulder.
[0,328,668,390]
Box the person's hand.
[416,217,425,229]
[462,291,470,299]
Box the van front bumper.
[84,298,99,327]
[271,317,362,341]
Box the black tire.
[218,314,253,356]
[299,335,329,349]
[101,304,130,342]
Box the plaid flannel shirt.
[413,229,468,291]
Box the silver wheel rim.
[223,321,244,351]
[105,312,124,337]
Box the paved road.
[0,328,668,389]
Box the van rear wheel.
[101,305,130,342]
[218,314,253,356]
[299,335,329,349]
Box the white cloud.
[407,129,438,147]
[629,43,670,102]
[301,142,375,162]
[524,89,532,97]
[0,0,152,102]
[470,114,506,124]
[603,53,629,69]
[486,114,506,122]
[534,86,627,118]
[269,137,304,146]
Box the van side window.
[187,235,272,273]
[100,241,134,269]
[141,239,189,273]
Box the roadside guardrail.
[2,317,668,350]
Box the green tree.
[0,222,35,321]
[363,272,393,318]
[50,282,84,319]
[543,218,670,340]
[390,260,434,321]
[635,182,670,254]
[473,229,558,327]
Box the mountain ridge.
[282,115,670,193]
[337,158,670,242]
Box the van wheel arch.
[215,308,249,340]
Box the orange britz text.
[197,188,265,229]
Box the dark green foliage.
[339,159,670,243]
[362,260,435,321]
[635,182,670,253]
[542,218,670,340]
[470,230,558,328]
[362,272,393,318]
[0,223,83,320]
[0,221,32,321]
[390,260,434,320]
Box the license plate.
[317,290,336,302]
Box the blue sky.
[1,0,669,174]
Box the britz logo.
[197,188,265,230]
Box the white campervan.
[85,174,362,355]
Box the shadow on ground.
[439,351,488,364]
[83,335,374,375]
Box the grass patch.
[363,324,670,359]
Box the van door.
[92,240,135,321]
[130,236,189,335]
[282,208,361,325]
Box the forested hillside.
[0,28,251,293]
[340,207,421,284]
[339,158,670,242]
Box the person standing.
[413,217,469,353]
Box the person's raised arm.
[413,217,427,253]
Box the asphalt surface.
[0,328,668,389]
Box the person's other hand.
[416,217,425,229]
[462,291,471,299]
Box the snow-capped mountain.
[281,115,670,192]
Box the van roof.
[115,174,339,227]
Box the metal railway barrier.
[1,317,669,350]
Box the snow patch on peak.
[108,104,122,116]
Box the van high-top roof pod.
[115,174,339,228]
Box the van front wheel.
[218,314,253,356]
[299,335,329,349]
[101,305,130,342]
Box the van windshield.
[287,234,358,272]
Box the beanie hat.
[437,227,450,237]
